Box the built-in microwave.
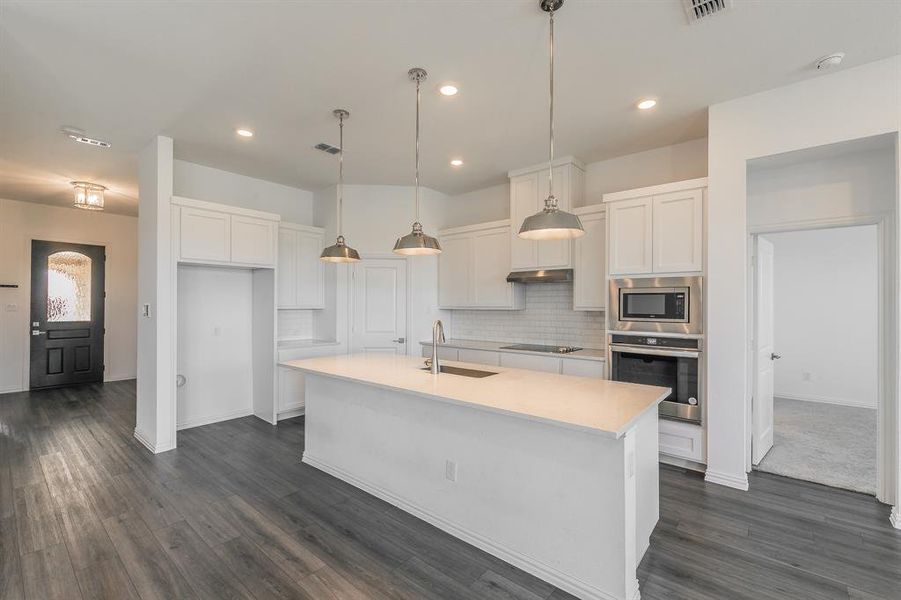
[609,276,703,335]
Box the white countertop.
[418,338,606,362]
[281,354,667,438]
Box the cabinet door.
[472,227,514,308]
[652,189,703,274]
[457,348,500,366]
[277,228,298,307]
[561,359,606,378]
[295,230,324,308]
[231,215,276,266]
[438,234,472,308]
[573,212,606,310]
[535,165,572,268]
[659,419,704,462]
[499,352,561,374]
[277,366,305,413]
[179,207,231,263]
[509,173,540,270]
[607,197,653,275]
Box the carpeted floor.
[756,397,877,494]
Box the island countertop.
[281,354,668,438]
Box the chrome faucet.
[430,319,446,374]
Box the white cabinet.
[499,352,561,374]
[231,215,277,266]
[572,207,606,311]
[605,179,706,277]
[561,359,605,378]
[420,345,459,361]
[658,419,705,463]
[179,206,231,263]
[652,189,703,274]
[458,348,500,366]
[438,221,524,310]
[174,197,279,268]
[508,158,584,272]
[278,366,306,416]
[277,223,325,309]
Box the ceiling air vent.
[314,142,340,155]
[682,0,732,23]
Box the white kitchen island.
[281,354,668,600]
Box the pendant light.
[320,109,361,263]
[71,181,106,210]
[518,0,584,241]
[393,68,441,256]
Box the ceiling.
[1,1,899,216]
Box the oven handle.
[608,344,701,359]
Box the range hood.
[506,269,573,284]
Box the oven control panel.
[609,334,701,351]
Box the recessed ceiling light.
[637,99,657,110]
[450,159,464,167]
[60,126,111,148]
[439,84,459,96]
[236,128,254,138]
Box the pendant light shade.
[321,109,361,263]
[394,68,441,256]
[518,0,584,241]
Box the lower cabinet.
[658,419,705,463]
[561,359,606,378]
[420,346,459,361]
[419,344,606,378]
[499,352,561,374]
[457,348,501,366]
[277,366,305,417]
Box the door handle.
[771,353,781,360]
[31,330,45,336]
[392,337,405,344]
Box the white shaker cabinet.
[499,352,561,374]
[231,215,277,266]
[572,206,606,311]
[178,206,231,263]
[508,158,584,272]
[604,178,707,277]
[437,221,524,310]
[277,223,325,309]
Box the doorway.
[29,240,106,389]
[350,258,408,354]
[751,225,880,494]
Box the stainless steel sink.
[420,365,498,378]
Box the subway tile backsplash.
[277,309,314,340]
[448,282,606,348]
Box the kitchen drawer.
[457,348,500,366]
[658,419,704,462]
[499,352,561,374]
[561,358,606,378]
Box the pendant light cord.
[414,73,422,226]
[547,7,556,210]
[337,112,344,239]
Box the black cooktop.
[500,344,583,354]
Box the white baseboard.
[177,407,254,431]
[891,506,901,529]
[704,469,749,491]
[104,374,137,383]
[659,453,706,473]
[133,428,175,454]
[303,452,630,600]
[277,406,305,421]
[776,392,877,410]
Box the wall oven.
[609,276,703,335]
[608,334,702,424]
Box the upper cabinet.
[572,205,606,311]
[508,158,585,271]
[277,223,325,309]
[604,178,706,277]
[173,197,278,268]
[438,221,524,310]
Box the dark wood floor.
[1,381,899,600]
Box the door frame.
[347,253,411,355]
[747,214,894,503]
[20,234,110,391]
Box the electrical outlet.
[445,460,457,482]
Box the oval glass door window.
[47,251,92,321]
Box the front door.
[30,240,106,389]
[350,258,407,354]
[752,236,775,465]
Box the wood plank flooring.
[1,380,899,599]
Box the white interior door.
[351,258,407,354]
[753,236,776,465]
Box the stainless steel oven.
[608,334,702,423]
[609,276,703,335]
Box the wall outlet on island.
[445,460,457,482]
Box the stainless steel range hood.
[506,269,573,284]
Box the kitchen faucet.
[428,319,446,374]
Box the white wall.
[0,198,138,393]
[440,138,708,228]
[176,266,254,428]
[764,226,878,408]
[706,55,900,500]
[173,160,314,225]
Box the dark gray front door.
[30,240,105,389]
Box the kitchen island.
[281,354,668,600]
